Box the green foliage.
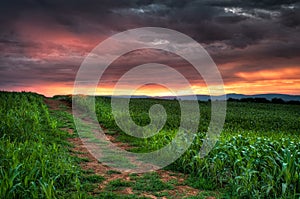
[95,97,300,198]
[97,191,147,199]
[180,136,300,198]
[106,170,122,175]
[132,172,174,192]
[83,174,105,184]
[2,92,299,198]
[105,179,132,191]
[0,92,84,198]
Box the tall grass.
[0,92,83,198]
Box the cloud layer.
[0,0,299,96]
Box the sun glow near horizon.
[5,78,300,97]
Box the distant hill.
[154,93,300,102]
[100,95,150,99]
[95,93,300,102]
[226,93,300,102]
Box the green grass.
[105,179,132,191]
[83,174,105,184]
[0,92,87,198]
[103,173,175,196]
[91,96,300,198]
[132,172,174,192]
[185,191,220,199]
[1,92,300,198]
[96,191,149,199]
[106,170,122,175]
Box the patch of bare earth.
[44,98,70,111]
[45,98,208,198]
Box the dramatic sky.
[1,0,300,96]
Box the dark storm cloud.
[1,0,299,46]
[280,6,300,27]
[0,0,299,94]
[206,0,299,8]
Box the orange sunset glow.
[5,77,300,97]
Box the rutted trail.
[44,98,205,199]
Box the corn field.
[1,92,300,198]
[0,92,83,198]
[95,97,300,198]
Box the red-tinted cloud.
[0,0,299,96]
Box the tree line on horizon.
[226,97,300,105]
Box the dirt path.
[45,98,206,198]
